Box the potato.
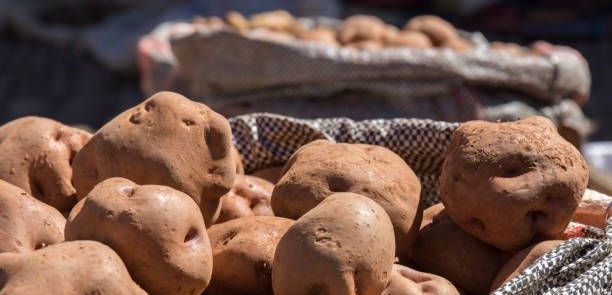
[205,216,294,295]
[412,207,506,295]
[382,264,461,295]
[403,15,458,46]
[216,175,274,224]
[571,189,612,229]
[193,16,226,30]
[272,192,395,295]
[251,166,284,184]
[249,10,296,32]
[420,203,445,229]
[347,40,384,51]
[0,240,146,295]
[338,15,387,44]
[385,30,432,49]
[490,240,563,291]
[226,11,250,32]
[0,116,91,212]
[440,116,588,250]
[72,91,235,225]
[272,140,421,260]
[231,146,245,174]
[0,180,65,253]
[441,37,472,52]
[297,28,339,47]
[65,177,213,295]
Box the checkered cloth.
[229,112,611,294]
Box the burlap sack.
[138,19,593,137]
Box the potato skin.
[381,264,460,295]
[0,180,65,253]
[412,206,506,295]
[490,240,563,291]
[231,146,245,174]
[272,140,421,260]
[251,166,284,184]
[338,15,387,44]
[65,177,213,295]
[272,192,396,295]
[0,240,146,295]
[0,116,91,212]
[440,116,588,251]
[216,175,274,224]
[72,91,235,225]
[403,15,458,46]
[205,216,294,295]
[385,30,432,49]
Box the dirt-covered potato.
[346,40,384,51]
[72,91,235,225]
[226,11,250,32]
[0,240,146,295]
[420,203,446,229]
[382,264,460,295]
[251,166,284,184]
[216,175,274,224]
[65,177,213,295]
[338,15,387,44]
[0,116,91,212]
[490,240,563,291]
[441,37,472,52]
[249,10,296,32]
[440,116,589,251]
[297,28,339,46]
[0,180,65,253]
[205,216,294,295]
[385,30,432,49]
[231,146,245,174]
[272,140,421,260]
[273,193,395,295]
[413,208,506,295]
[403,15,458,46]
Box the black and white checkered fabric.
[229,112,611,294]
[230,113,459,206]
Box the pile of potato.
[192,10,537,55]
[0,91,598,295]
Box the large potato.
[440,116,588,250]
[403,15,458,46]
[272,140,421,260]
[0,240,146,295]
[272,192,396,295]
[72,91,235,225]
[338,15,387,44]
[216,175,274,224]
[385,30,432,49]
[251,166,284,184]
[65,177,213,295]
[231,146,245,174]
[413,205,506,295]
[381,264,460,295]
[205,216,294,295]
[490,240,563,291]
[0,180,65,253]
[0,116,91,212]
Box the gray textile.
[229,113,611,294]
[168,24,590,103]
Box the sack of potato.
[138,11,593,141]
[0,92,609,294]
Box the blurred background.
[0,0,610,146]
